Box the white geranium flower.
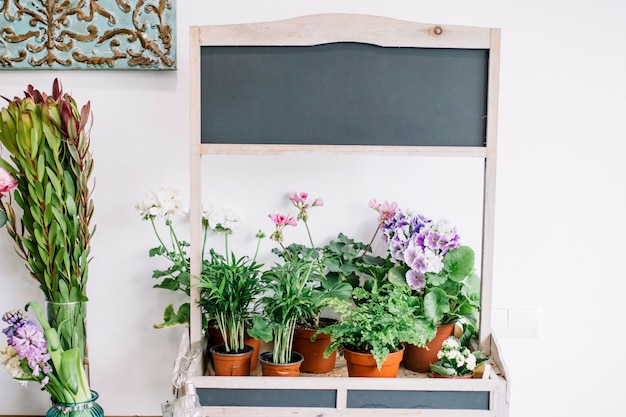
[136,187,187,221]
[203,204,241,233]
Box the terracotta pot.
[258,351,304,376]
[403,322,456,372]
[207,326,261,371]
[431,372,473,379]
[293,325,337,374]
[342,345,405,378]
[210,344,254,376]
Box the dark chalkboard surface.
[200,42,489,147]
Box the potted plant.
[380,205,482,372]
[0,80,95,378]
[255,242,322,376]
[266,193,353,374]
[196,218,265,376]
[315,280,436,378]
[430,336,490,379]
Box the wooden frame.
[187,14,508,417]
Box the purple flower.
[406,270,426,290]
[403,245,427,273]
[11,323,50,371]
[1,310,35,340]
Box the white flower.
[466,354,477,371]
[442,337,460,350]
[203,204,240,233]
[136,187,187,221]
[424,248,444,274]
[0,344,29,386]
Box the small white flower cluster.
[135,187,187,221]
[436,336,479,372]
[202,204,241,234]
[0,344,29,386]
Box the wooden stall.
[183,13,509,416]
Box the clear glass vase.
[46,391,103,417]
[46,301,89,379]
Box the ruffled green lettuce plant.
[0,80,95,357]
[1,302,90,403]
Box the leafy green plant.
[136,187,191,329]
[315,280,436,369]
[388,246,480,344]
[256,253,319,364]
[196,246,264,353]
[0,79,95,305]
[377,204,481,344]
[267,193,354,332]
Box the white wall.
[1,1,625,416]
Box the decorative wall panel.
[0,0,176,70]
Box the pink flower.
[288,192,308,203]
[312,197,324,207]
[268,212,297,227]
[368,198,398,223]
[0,168,17,194]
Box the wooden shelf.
[185,13,508,417]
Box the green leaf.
[153,278,180,291]
[443,246,475,282]
[430,363,456,376]
[153,303,190,329]
[424,288,450,323]
[388,265,408,286]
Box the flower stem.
[303,219,315,247]
[357,223,381,261]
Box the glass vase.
[46,301,89,380]
[46,391,103,417]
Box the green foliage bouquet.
[0,80,95,362]
[0,79,95,305]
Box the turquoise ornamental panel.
[0,0,176,70]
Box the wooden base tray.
[175,333,510,417]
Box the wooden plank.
[195,14,492,49]
[478,28,501,354]
[189,26,204,345]
[193,143,489,158]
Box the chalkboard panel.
[347,389,490,410]
[200,42,489,147]
[197,388,337,408]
